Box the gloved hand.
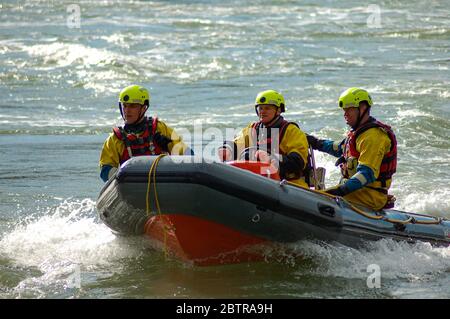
[306,134,322,150]
[153,132,172,152]
[325,185,350,197]
[100,165,118,182]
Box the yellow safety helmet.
[338,87,373,109]
[255,90,285,112]
[118,85,150,107]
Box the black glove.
[306,134,323,150]
[153,132,172,152]
[325,185,350,197]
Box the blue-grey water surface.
[0,0,449,298]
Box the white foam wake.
[0,198,145,297]
[292,239,450,281]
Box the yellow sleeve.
[279,124,309,169]
[156,120,190,155]
[99,133,124,168]
[230,123,255,159]
[356,128,391,178]
[233,123,253,146]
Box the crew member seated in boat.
[218,90,310,188]
[99,85,192,182]
[307,87,397,210]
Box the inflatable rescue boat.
[96,155,450,266]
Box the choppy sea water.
[0,0,449,298]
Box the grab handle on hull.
[318,204,336,217]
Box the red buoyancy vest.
[250,118,311,182]
[343,119,397,186]
[250,117,295,155]
[113,117,162,164]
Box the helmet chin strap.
[122,104,148,126]
[256,106,281,127]
[352,106,369,130]
[134,105,148,125]
[119,103,125,120]
[265,114,281,127]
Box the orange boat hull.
[144,214,268,266]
